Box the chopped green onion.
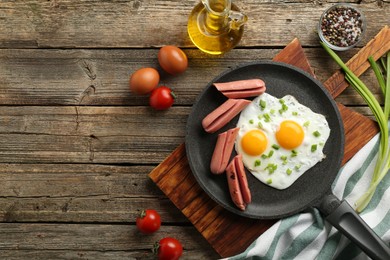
[286,168,292,175]
[292,111,298,116]
[311,144,318,152]
[270,109,276,115]
[249,119,254,124]
[263,113,271,122]
[281,155,288,165]
[272,144,280,150]
[291,150,298,157]
[279,104,288,114]
[254,160,261,167]
[258,122,264,129]
[261,154,268,159]
[260,100,266,110]
[313,131,321,137]
[279,99,285,104]
[295,164,301,170]
[266,179,273,184]
[265,163,277,174]
[303,121,310,127]
[268,150,274,158]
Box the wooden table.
[0,1,388,259]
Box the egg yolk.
[241,129,268,156]
[276,120,304,149]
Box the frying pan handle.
[319,194,390,260]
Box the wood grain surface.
[0,0,389,259]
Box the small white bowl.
[318,4,366,51]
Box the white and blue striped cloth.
[224,132,390,260]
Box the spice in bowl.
[318,4,365,51]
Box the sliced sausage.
[210,127,239,174]
[214,79,266,99]
[234,155,251,204]
[226,155,252,210]
[202,99,251,133]
[226,159,246,211]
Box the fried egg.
[235,93,330,189]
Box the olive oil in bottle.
[187,0,247,55]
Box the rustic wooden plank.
[0,164,155,198]
[241,2,389,48]
[0,250,155,260]
[0,164,191,223]
[0,223,220,259]
[0,48,382,107]
[0,106,189,163]
[0,250,149,260]
[0,197,189,223]
[344,106,377,119]
[0,48,273,106]
[0,1,388,48]
[0,134,182,163]
[0,106,189,137]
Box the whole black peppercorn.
[319,4,365,50]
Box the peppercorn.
[320,5,364,48]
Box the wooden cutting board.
[149,26,389,258]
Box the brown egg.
[158,46,188,75]
[129,67,160,95]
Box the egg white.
[235,93,331,189]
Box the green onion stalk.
[320,42,390,212]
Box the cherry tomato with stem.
[149,86,176,110]
[153,237,183,260]
[136,209,161,234]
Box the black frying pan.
[185,61,390,260]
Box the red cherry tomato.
[136,209,161,234]
[130,67,160,95]
[158,46,188,75]
[149,86,175,110]
[154,237,183,260]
